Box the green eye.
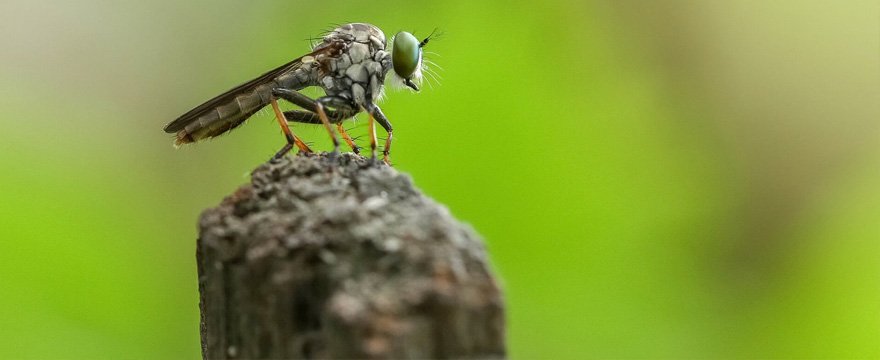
[392,31,421,80]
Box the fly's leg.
[276,87,353,162]
[314,96,364,162]
[283,111,359,154]
[274,89,346,119]
[336,124,361,155]
[366,108,378,163]
[314,102,340,161]
[281,110,321,124]
[365,103,393,165]
[269,98,311,159]
[273,89,361,154]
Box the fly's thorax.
[316,24,393,106]
[323,23,386,51]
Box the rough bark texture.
[197,153,505,359]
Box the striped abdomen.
[164,58,314,145]
[172,82,276,145]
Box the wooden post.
[196,153,506,359]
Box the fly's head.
[390,29,440,92]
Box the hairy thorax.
[308,23,392,108]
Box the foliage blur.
[0,0,877,358]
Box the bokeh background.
[1,0,877,358]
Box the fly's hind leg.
[269,97,311,160]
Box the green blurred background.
[1,0,878,358]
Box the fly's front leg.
[365,103,393,165]
[366,107,378,163]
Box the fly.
[163,23,436,165]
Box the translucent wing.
[164,59,305,133]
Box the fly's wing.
[165,59,300,132]
[163,53,316,145]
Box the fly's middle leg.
[314,96,361,163]
[314,101,340,161]
[365,104,393,166]
[273,88,361,155]
[366,108,378,164]
[282,110,361,155]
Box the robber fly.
[163,23,436,164]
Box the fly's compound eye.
[392,31,421,91]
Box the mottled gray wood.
[197,153,505,359]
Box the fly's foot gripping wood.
[196,153,506,359]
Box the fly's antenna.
[419,28,444,88]
[419,28,444,48]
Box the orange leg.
[270,98,311,156]
[336,123,361,154]
[382,131,392,165]
[314,103,340,155]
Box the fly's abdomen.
[174,83,275,145]
[166,57,316,146]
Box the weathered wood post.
[196,153,506,359]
